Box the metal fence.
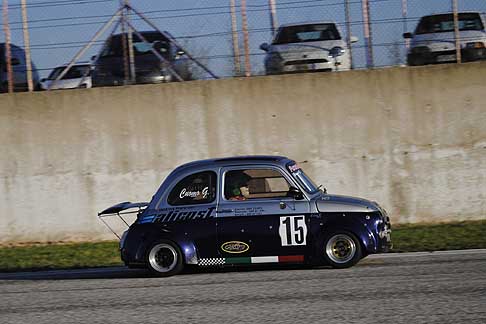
[1,0,486,92]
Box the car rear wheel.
[146,240,183,277]
[323,232,362,268]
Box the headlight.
[465,42,485,49]
[329,46,345,57]
[268,51,283,63]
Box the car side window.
[168,171,216,206]
[224,169,291,201]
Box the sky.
[2,0,486,79]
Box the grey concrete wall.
[1,62,485,244]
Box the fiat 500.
[99,156,392,276]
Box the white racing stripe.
[251,256,279,263]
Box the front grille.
[285,58,328,65]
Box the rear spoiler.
[98,201,149,216]
[97,201,149,239]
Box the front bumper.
[408,47,486,65]
[266,58,350,74]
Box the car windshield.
[287,163,319,194]
[273,23,341,45]
[100,32,171,58]
[415,13,484,34]
[47,65,90,80]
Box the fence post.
[345,0,353,69]
[20,0,33,91]
[452,0,462,63]
[230,0,241,76]
[240,0,252,77]
[361,0,374,68]
[2,0,13,93]
[268,0,278,37]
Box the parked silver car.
[260,22,357,75]
[403,12,486,65]
[40,63,91,90]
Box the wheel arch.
[313,214,377,260]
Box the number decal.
[279,216,307,246]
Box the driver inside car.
[225,171,251,201]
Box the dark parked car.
[403,12,486,65]
[99,156,392,277]
[91,31,191,87]
[0,43,40,93]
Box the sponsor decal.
[221,241,250,254]
[179,186,209,199]
[288,164,301,172]
[233,206,265,216]
[151,206,216,223]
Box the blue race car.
[99,156,392,276]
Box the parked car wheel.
[323,232,362,268]
[146,240,183,276]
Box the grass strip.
[391,220,486,252]
[0,220,485,272]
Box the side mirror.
[260,43,270,52]
[350,36,359,43]
[40,78,46,82]
[91,55,97,61]
[403,32,413,39]
[11,58,20,65]
[287,186,304,200]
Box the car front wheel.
[146,240,184,277]
[323,232,362,268]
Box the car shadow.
[0,264,330,281]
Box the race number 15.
[279,215,307,246]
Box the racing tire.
[322,232,362,269]
[146,240,184,277]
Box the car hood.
[411,30,486,50]
[315,194,380,213]
[270,40,346,60]
[41,77,90,90]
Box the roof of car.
[278,21,337,28]
[173,155,292,172]
[422,11,482,17]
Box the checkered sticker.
[198,258,225,267]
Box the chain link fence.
[1,0,486,91]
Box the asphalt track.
[1,249,485,324]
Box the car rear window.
[168,171,216,206]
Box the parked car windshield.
[48,65,90,80]
[415,13,484,34]
[100,32,171,59]
[273,23,341,45]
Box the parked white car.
[260,22,357,75]
[403,12,486,65]
[41,64,92,90]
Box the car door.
[216,166,311,265]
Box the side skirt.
[197,255,304,267]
